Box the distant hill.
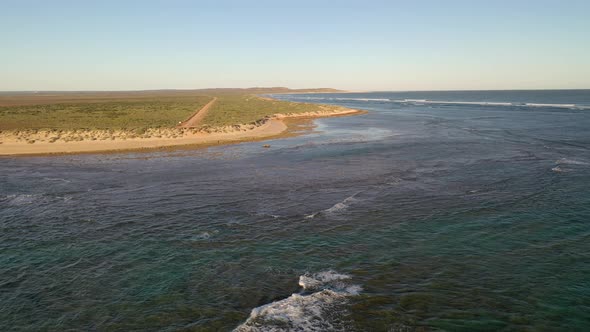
[234,87,344,94]
[139,87,344,95]
[0,87,344,96]
[0,87,345,107]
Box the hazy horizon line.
[1,87,589,94]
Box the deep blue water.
[1,90,590,331]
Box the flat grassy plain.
[0,96,212,130]
[0,88,345,132]
[201,95,344,127]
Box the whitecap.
[525,103,577,108]
[298,271,352,292]
[4,194,39,205]
[390,99,583,109]
[255,212,282,219]
[348,98,390,102]
[303,194,358,221]
[282,95,587,110]
[235,271,361,332]
[304,213,318,220]
[556,158,589,166]
[287,96,390,103]
[325,194,358,214]
[192,230,219,241]
[398,99,512,106]
[196,232,211,240]
[43,177,72,183]
[323,202,348,214]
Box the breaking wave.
[551,166,565,173]
[43,177,72,183]
[234,271,361,332]
[304,194,359,220]
[1,194,40,205]
[1,193,73,206]
[552,158,589,173]
[192,230,219,241]
[280,95,590,110]
[392,99,589,109]
[286,96,391,103]
[556,158,589,166]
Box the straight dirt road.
[178,97,217,128]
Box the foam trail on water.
[276,94,590,110]
[281,96,391,102]
[525,103,577,108]
[234,271,361,332]
[556,158,589,165]
[304,212,318,220]
[391,99,587,109]
[552,158,589,172]
[283,96,589,110]
[304,193,359,220]
[43,177,72,183]
[323,195,357,214]
[552,166,564,173]
[3,194,40,205]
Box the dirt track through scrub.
[178,97,217,128]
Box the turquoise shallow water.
[1,90,590,331]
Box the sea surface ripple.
[1,90,590,331]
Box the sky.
[1,0,589,91]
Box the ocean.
[1,90,589,331]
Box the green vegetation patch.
[201,95,340,127]
[0,89,351,132]
[0,96,212,130]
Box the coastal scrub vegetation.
[0,96,212,130]
[0,88,349,144]
[201,95,344,127]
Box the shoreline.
[0,108,364,156]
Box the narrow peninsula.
[0,88,363,156]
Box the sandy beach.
[0,108,363,156]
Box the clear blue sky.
[1,0,589,91]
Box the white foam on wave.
[298,271,353,292]
[234,271,361,332]
[304,194,359,220]
[525,103,577,108]
[324,202,348,214]
[285,96,589,110]
[289,96,391,103]
[3,194,39,205]
[196,232,211,240]
[552,166,565,173]
[393,99,513,106]
[324,97,391,102]
[43,177,72,183]
[552,158,589,173]
[556,158,589,165]
[391,99,585,109]
[2,193,74,206]
[192,230,219,241]
[324,194,358,214]
[304,212,318,220]
[348,98,390,102]
[235,291,346,332]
